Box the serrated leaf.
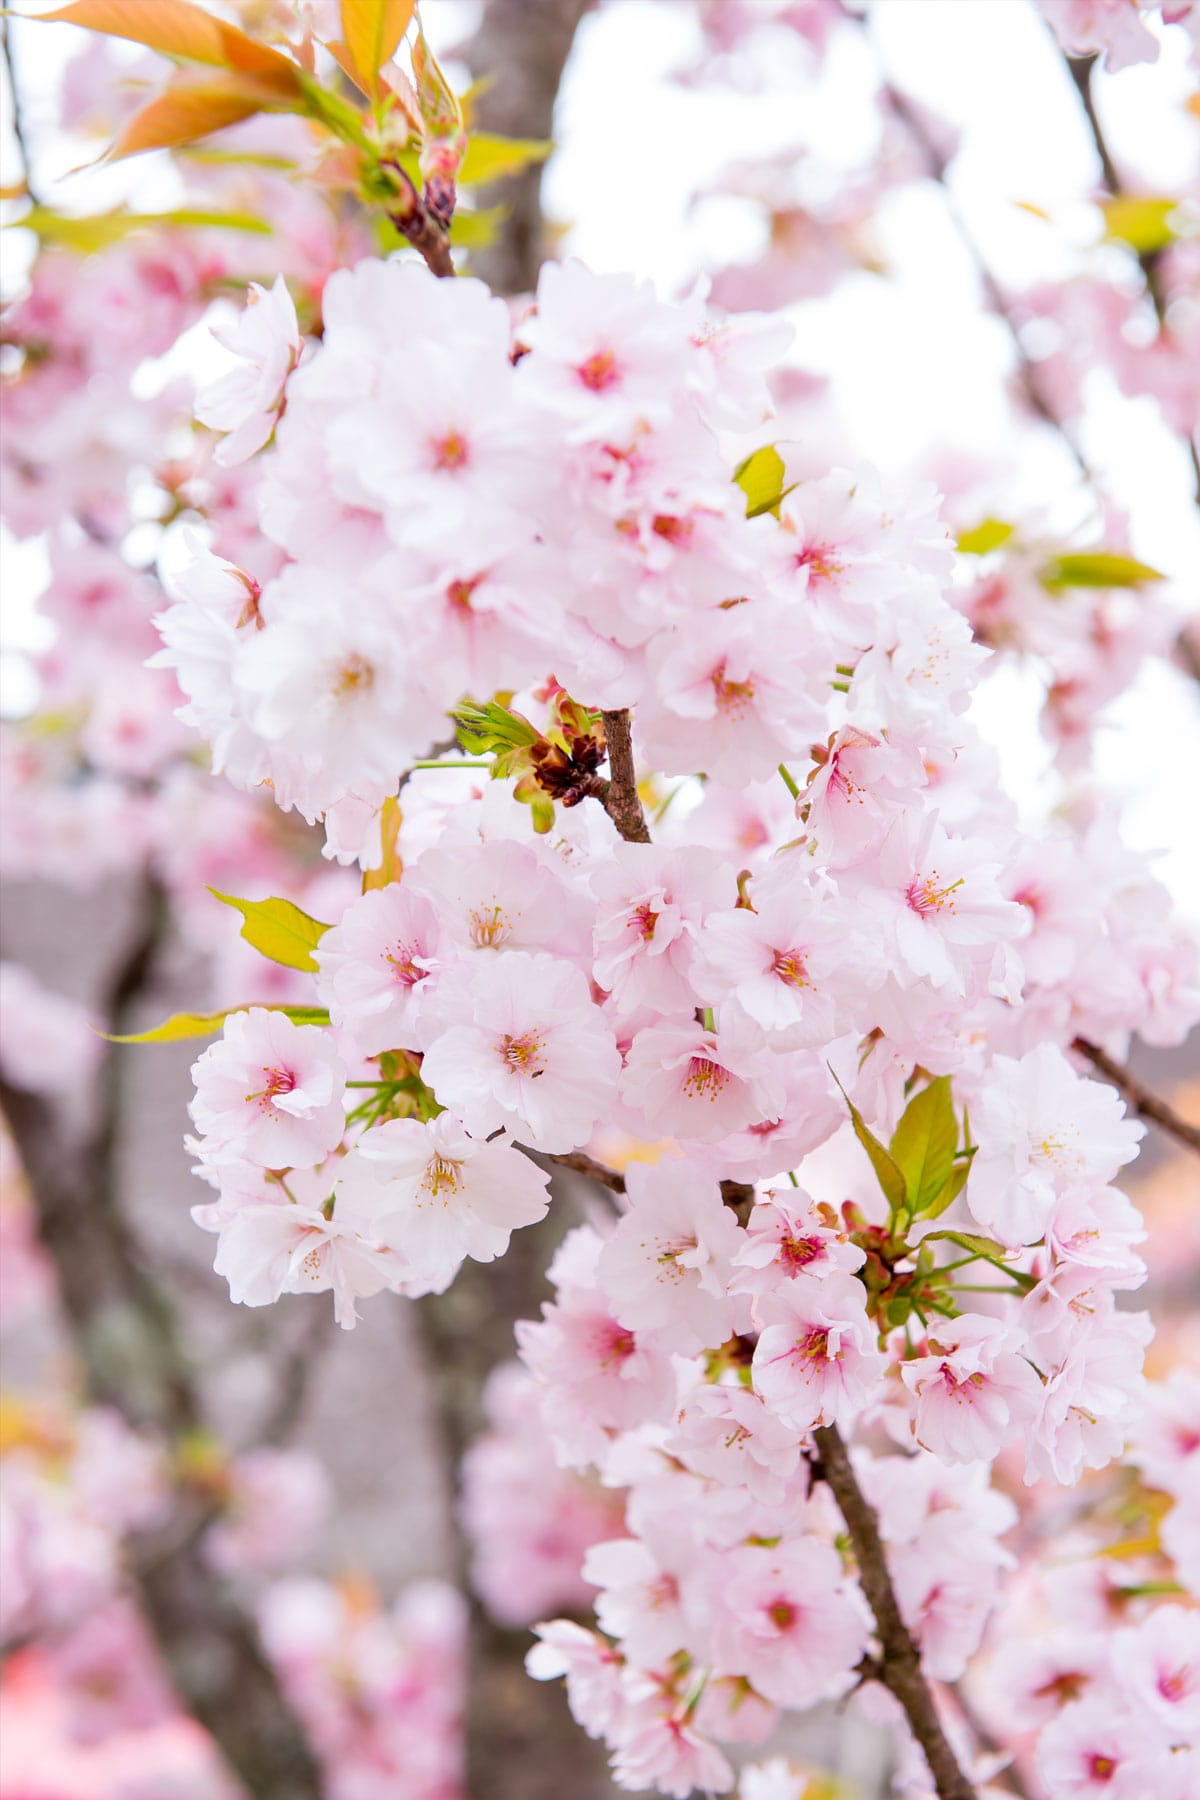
[35,0,303,97]
[734,445,794,519]
[208,890,331,972]
[1100,196,1181,256]
[1039,551,1165,590]
[458,132,552,186]
[890,1076,958,1216]
[920,1160,972,1222]
[104,1004,330,1044]
[339,0,414,99]
[957,518,1015,556]
[830,1070,907,1214]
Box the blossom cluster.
[151,254,1200,1795]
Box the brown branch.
[1072,1037,1200,1157]
[0,877,320,1800]
[1064,54,1122,197]
[871,71,1090,480]
[463,0,596,295]
[1064,53,1169,325]
[811,1423,977,1800]
[599,708,651,843]
[542,1147,627,1191]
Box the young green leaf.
[889,1076,958,1216]
[830,1070,907,1215]
[919,1159,972,1222]
[922,1229,1009,1259]
[103,1004,330,1044]
[956,518,1015,556]
[1039,551,1165,591]
[208,890,331,972]
[458,132,552,187]
[1100,195,1181,256]
[733,445,794,519]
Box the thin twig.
[1,15,40,206]
[1072,1037,1200,1157]
[599,709,651,843]
[811,1423,977,1800]
[1064,52,1167,325]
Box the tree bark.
[463,0,596,295]
[0,881,321,1800]
[813,1424,976,1800]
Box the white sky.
[1,0,1198,915]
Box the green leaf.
[733,445,794,519]
[889,1076,958,1216]
[208,890,331,971]
[458,132,552,186]
[920,1159,972,1222]
[448,204,506,248]
[922,1229,1008,1259]
[450,698,539,757]
[830,1070,908,1215]
[9,204,271,252]
[104,1004,330,1044]
[956,518,1015,556]
[1100,196,1181,256]
[1039,551,1165,590]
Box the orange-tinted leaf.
[411,24,461,138]
[326,41,370,96]
[340,0,414,98]
[103,77,269,162]
[36,0,302,97]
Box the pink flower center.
[906,869,963,916]
[446,575,482,611]
[432,429,469,470]
[793,1326,830,1366]
[471,904,512,948]
[385,940,424,986]
[795,542,843,585]
[333,654,374,698]
[497,1030,545,1075]
[633,901,658,941]
[578,347,619,391]
[768,1598,797,1631]
[1087,1754,1117,1783]
[770,947,809,989]
[653,512,693,546]
[779,1233,823,1273]
[1158,1664,1190,1704]
[682,1056,729,1102]
[594,1320,637,1369]
[245,1065,296,1108]
[712,664,755,716]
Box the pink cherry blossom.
[420,951,620,1151]
[190,1008,346,1170]
[597,1159,746,1354]
[901,1315,1043,1464]
[196,275,302,466]
[336,1113,551,1291]
[751,1269,886,1430]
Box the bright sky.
[2,0,1198,915]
